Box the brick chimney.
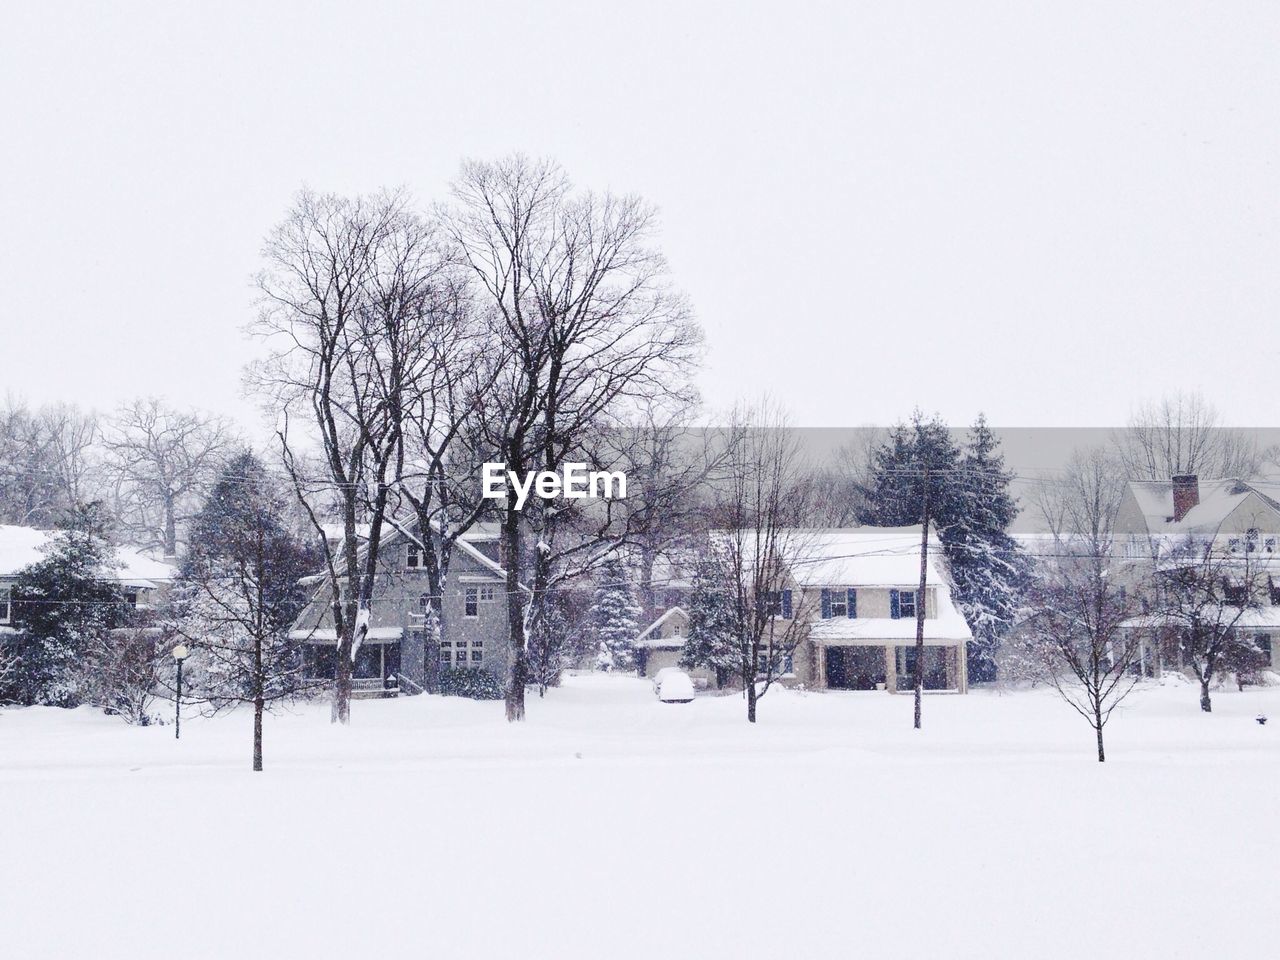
[1172,474,1199,522]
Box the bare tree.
[0,398,100,526]
[252,189,421,724]
[607,404,722,621]
[102,398,236,556]
[390,276,503,694]
[714,400,814,723]
[1020,448,1147,761]
[1152,535,1269,713]
[443,155,702,722]
[1115,391,1260,480]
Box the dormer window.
[406,543,422,570]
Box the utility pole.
[914,464,930,730]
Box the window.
[828,590,847,618]
[898,590,917,619]
[762,590,792,619]
[671,624,683,637]
[440,640,474,669]
[1246,528,1260,553]
[406,543,422,569]
[1223,580,1248,606]
[122,590,138,609]
[0,586,10,624]
[1228,537,1242,554]
[478,584,495,603]
[464,584,495,618]
[1267,537,1277,555]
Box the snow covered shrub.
[440,667,504,700]
[591,557,642,673]
[8,506,128,707]
[89,625,167,725]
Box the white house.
[741,526,972,693]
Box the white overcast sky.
[2,1,1276,430]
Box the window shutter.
[820,589,831,619]
[782,589,793,620]
[890,589,900,619]
[847,588,857,619]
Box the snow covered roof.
[288,626,404,643]
[0,525,176,587]
[635,607,689,648]
[1122,607,1280,631]
[809,600,972,646]
[1125,479,1280,536]
[726,526,951,588]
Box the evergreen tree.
[680,553,737,687]
[591,557,642,673]
[175,452,315,770]
[858,413,962,527]
[948,415,1029,681]
[859,412,1026,682]
[9,503,127,706]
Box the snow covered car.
[652,666,685,694]
[656,669,695,703]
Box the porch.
[290,627,408,698]
[813,639,968,694]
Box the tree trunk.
[1094,709,1105,762]
[503,503,526,722]
[163,493,178,558]
[1200,678,1213,713]
[253,697,264,771]
[253,630,264,772]
[333,632,352,724]
[746,677,757,723]
[913,469,930,730]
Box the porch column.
[885,644,896,694]
[815,643,826,688]
[959,642,968,694]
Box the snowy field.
[2,674,1277,960]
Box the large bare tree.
[1115,391,1261,480]
[443,155,702,722]
[102,398,236,556]
[252,189,427,724]
[0,399,100,526]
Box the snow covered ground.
[2,674,1277,959]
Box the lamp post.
[172,643,189,739]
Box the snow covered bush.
[439,667,504,700]
[591,557,642,673]
[7,506,129,707]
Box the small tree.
[716,400,814,723]
[591,557,642,673]
[680,552,737,687]
[1022,448,1146,761]
[175,453,315,770]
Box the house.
[1112,475,1280,673]
[633,606,722,685]
[288,518,514,695]
[714,526,972,693]
[0,524,176,634]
